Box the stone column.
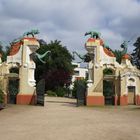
[87,61,93,88]
[16,38,39,105]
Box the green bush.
[0,88,4,104]
[55,87,66,97]
[47,90,56,96]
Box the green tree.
[103,68,114,75]
[113,50,122,64]
[35,40,73,91]
[131,37,140,69]
[0,43,8,62]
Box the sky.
[0,0,140,56]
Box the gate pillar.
[86,65,104,106]
[7,36,40,105]
[84,31,116,106]
[16,37,39,104]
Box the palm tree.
[113,50,122,64]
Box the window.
[128,86,135,92]
[74,70,79,76]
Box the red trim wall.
[120,95,128,105]
[86,96,104,106]
[135,95,140,105]
[16,94,36,105]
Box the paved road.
[0,97,140,140]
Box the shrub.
[47,90,56,96]
[55,87,66,97]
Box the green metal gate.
[103,80,115,105]
[76,80,86,106]
[36,79,45,106]
[8,78,19,104]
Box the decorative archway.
[1,35,40,105]
[85,30,140,106]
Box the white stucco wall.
[70,62,88,90]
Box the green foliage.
[47,87,67,97]
[0,44,9,62]
[72,79,87,98]
[35,40,73,91]
[113,50,122,64]
[131,37,140,69]
[103,68,114,75]
[0,88,4,104]
[55,87,67,97]
[47,90,56,97]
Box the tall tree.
[0,42,9,61]
[35,40,73,91]
[113,50,122,64]
[131,37,140,69]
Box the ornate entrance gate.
[103,80,115,105]
[76,80,86,106]
[36,79,45,106]
[7,68,19,104]
[8,77,19,104]
[103,69,115,105]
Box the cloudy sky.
[0,0,140,55]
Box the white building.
[70,62,88,90]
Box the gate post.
[16,37,40,105]
[76,80,86,106]
[36,79,45,106]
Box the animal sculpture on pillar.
[85,31,101,39]
[84,31,103,87]
[6,29,50,105]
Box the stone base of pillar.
[16,94,36,105]
[120,95,128,105]
[135,95,140,105]
[86,96,104,106]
